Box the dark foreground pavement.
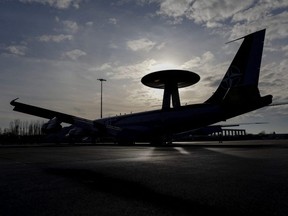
[0,140,288,216]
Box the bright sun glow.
[149,61,180,72]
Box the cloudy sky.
[0,0,288,134]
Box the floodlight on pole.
[97,78,106,118]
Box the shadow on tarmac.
[46,168,230,216]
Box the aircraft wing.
[10,98,89,124]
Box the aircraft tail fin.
[205,29,272,106]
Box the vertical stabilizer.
[205,29,266,105]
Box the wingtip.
[10,98,19,106]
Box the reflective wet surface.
[0,141,288,215]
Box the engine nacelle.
[66,127,84,138]
[41,117,62,134]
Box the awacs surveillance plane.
[10,29,272,144]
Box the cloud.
[282,45,288,56]
[38,34,73,42]
[188,1,254,25]
[181,51,215,71]
[155,0,255,27]
[148,0,288,42]
[92,63,113,71]
[127,38,157,52]
[86,21,94,26]
[232,1,288,23]
[257,58,288,121]
[96,59,157,80]
[19,0,83,9]
[180,51,228,100]
[54,17,79,34]
[230,11,288,41]
[5,45,27,56]
[156,42,166,50]
[108,18,118,25]
[112,59,157,80]
[63,49,86,60]
[62,20,79,33]
[156,0,193,23]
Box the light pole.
[97,78,106,118]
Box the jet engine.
[66,127,84,138]
[41,117,62,134]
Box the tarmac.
[0,140,288,216]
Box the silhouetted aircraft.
[10,29,273,145]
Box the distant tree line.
[0,119,44,136]
[0,119,45,144]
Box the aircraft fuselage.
[96,94,271,142]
